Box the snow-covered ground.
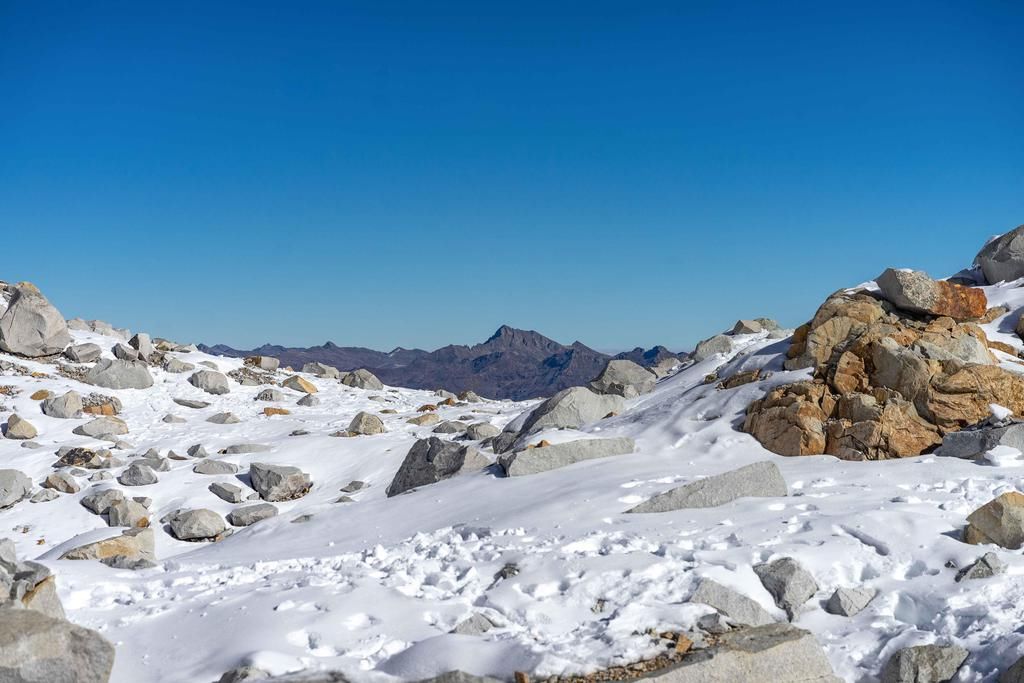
[5,278,1024,682]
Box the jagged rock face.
[746,286,1019,460]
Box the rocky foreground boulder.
[743,270,1024,459]
[386,437,488,496]
[0,539,115,682]
[0,282,71,357]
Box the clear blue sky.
[2,1,1022,352]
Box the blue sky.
[2,1,1022,352]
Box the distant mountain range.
[200,325,681,400]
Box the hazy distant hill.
[201,325,679,400]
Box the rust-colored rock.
[83,403,118,416]
[29,389,52,401]
[263,407,290,417]
[876,268,987,321]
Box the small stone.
[754,557,818,620]
[282,376,317,394]
[173,398,210,409]
[206,412,240,424]
[296,394,319,406]
[209,482,246,503]
[168,509,226,541]
[42,472,79,493]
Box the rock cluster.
[0,538,115,681]
[743,273,1024,459]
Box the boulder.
[42,472,79,494]
[64,343,101,363]
[499,437,635,476]
[173,397,209,409]
[824,586,876,617]
[955,552,1006,582]
[348,411,386,435]
[690,578,775,627]
[693,334,733,361]
[465,422,500,440]
[386,437,489,497]
[118,463,158,486]
[964,492,1024,549]
[282,376,317,394]
[4,414,37,440]
[432,421,466,434]
[636,623,838,682]
[589,359,657,398]
[249,462,311,502]
[296,394,319,407]
[246,356,280,371]
[407,413,440,427]
[80,489,125,515]
[188,370,230,395]
[168,509,226,541]
[753,558,818,620]
[61,527,155,564]
[0,282,71,357]
[106,500,150,528]
[515,386,623,439]
[732,319,764,334]
[650,357,681,379]
[219,444,271,454]
[72,416,128,438]
[209,482,247,503]
[876,269,986,321]
[81,394,122,416]
[128,333,154,361]
[0,608,115,683]
[880,644,968,683]
[163,357,195,373]
[84,358,154,390]
[0,469,32,508]
[627,461,787,513]
[935,420,1024,459]
[207,412,240,424]
[193,460,239,475]
[227,503,279,527]
[341,368,384,390]
[302,362,340,379]
[975,225,1024,283]
[112,343,139,361]
[458,390,482,403]
[255,388,284,402]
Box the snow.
[4,279,1024,681]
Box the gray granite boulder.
[41,391,83,419]
[249,462,311,502]
[341,368,384,390]
[386,437,489,497]
[169,509,226,541]
[627,461,787,513]
[0,282,71,357]
[976,225,1024,284]
[589,359,657,398]
[513,386,623,441]
[188,369,230,395]
[693,334,733,361]
[347,411,386,435]
[824,586,876,617]
[84,358,154,390]
[754,557,818,620]
[880,644,968,683]
[0,608,115,683]
[227,503,278,527]
[64,343,101,363]
[0,469,32,508]
[690,578,775,627]
[499,437,635,476]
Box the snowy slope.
[4,281,1024,682]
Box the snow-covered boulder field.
[5,225,1024,682]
